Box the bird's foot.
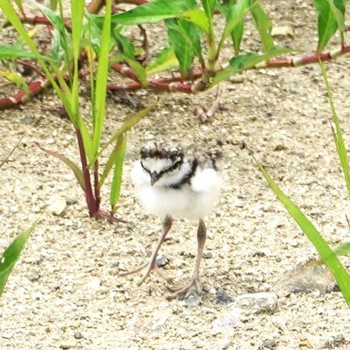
[166,276,202,300]
[120,259,171,286]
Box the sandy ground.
[1,1,350,349]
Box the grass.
[252,61,350,307]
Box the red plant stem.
[75,128,99,217]
[258,44,350,68]
[0,45,350,109]
[111,63,140,81]
[17,60,47,78]
[94,160,101,210]
[2,15,50,27]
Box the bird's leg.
[167,219,207,299]
[120,216,173,286]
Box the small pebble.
[74,332,83,340]
[27,273,40,282]
[260,339,276,349]
[47,196,67,216]
[21,116,35,125]
[60,342,75,349]
[180,290,203,307]
[233,292,278,314]
[214,290,233,305]
[202,251,213,259]
[156,255,168,267]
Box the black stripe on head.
[140,144,184,162]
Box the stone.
[214,290,233,305]
[233,292,278,314]
[47,196,67,216]
[271,26,294,38]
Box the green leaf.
[112,27,148,86]
[0,70,29,94]
[98,140,121,190]
[0,1,41,57]
[108,0,193,25]
[201,0,216,19]
[165,18,203,76]
[146,47,179,75]
[126,58,148,87]
[77,119,93,163]
[253,153,350,307]
[50,0,58,11]
[315,0,346,51]
[333,242,350,257]
[36,2,65,32]
[70,0,85,119]
[112,26,136,59]
[90,102,156,166]
[231,21,244,55]
[250,2,274,52]
[179,9,210,33]
[213,48,293,84]
[319,61,350,201]
[0,0,76,121]
[0,45,52,60]
[35,142,85,191]
[110,134,127,213]
[13,0,24,15]
[217,0,252,55]
[0,223,36,296]
[92,0,112,158]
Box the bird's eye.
[171,161,180,171]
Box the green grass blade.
[97,140,120,191]
[0,45,53,60]
[165,18,202,76]
[319,60,350,200]
[216,0,252,54]
[315,0,346,51]
[213,48,294,85]
[250,2,274,52]
[13,0,24,14]
[107,0,192,25]
[35,142,85,191]
[0,70,29,94]
[0,1,74,120]
[0,222,37,296]
[179,9,209,34]
[89,102,156,167]
[92,0,112,157]
[253,153,350,307]
[200,0,215,19]
[110,134,127,213]
[70,0,84,118]
[50,0,58,10]
[0,1,46,63]
[334,242,350,257]
[146,47,178,75]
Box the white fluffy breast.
[131,161,223,219]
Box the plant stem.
[76,128,99,217]
[94,160,101,210]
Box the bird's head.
[140,143,185,186]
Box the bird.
[121,142,223,299]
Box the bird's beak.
[150,172,161,186]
